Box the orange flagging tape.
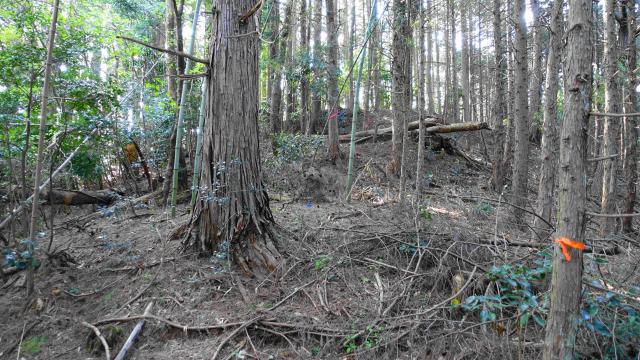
[554,237,586,262]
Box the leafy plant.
[342,325,383,354]
[460,251,552,328]
[21,335,48,355]
[579,283,640,359]
[272,133,324,163]
[476,202,494,215]
[314,255,330,271]
[419,208,433,220]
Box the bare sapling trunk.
[532,0,563,240]
[27,0,61,295]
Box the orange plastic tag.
[554,237,586,262]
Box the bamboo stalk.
[171,0,203,218]
[346,0,378,199]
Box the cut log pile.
[338,119,490,143]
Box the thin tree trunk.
[170,0,203,217]
[285,1,297,130]
[309,0,323,134]
[416,0,426,194]
[426,0,434,114]
[511,0,529,224]
[528,0,544,142]
[389,0,410,175]
[461,3,471,124]
[21,74,36,235]
[372,13,381,113]
[622,0,637,233]
[363,0,373,131]
[600,0,621,236]
[435,27,441,113]
[190,0,281,276]
[532,0,563,239]
[326,0,341,160]
[444,2,451,119]
[299,0,309,133]
[347,1,356,112]
[449,0,458,122]
[398,0,413,199]
[28,0,61,296]
[271,1,286,152]
[490,0,507,192]
[543,0,592,357]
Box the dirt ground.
[1,133,638,359]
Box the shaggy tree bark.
[326,0,341,161]
[543,0,592,357]
[490,0,507,192]
[622,0,637,233]
[510,0,529,224]
[600,0,621,236]
[389,0,411,175]
[190,0,281,276]
[532,0,563,239]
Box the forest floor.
[1,131,639,359]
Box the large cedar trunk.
[189,0,281,277]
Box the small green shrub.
[21,335,48,355]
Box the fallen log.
[43,189,123,206]
[339,120,490,143]
[339,118,442,141]
[426,122,490,134]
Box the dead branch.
[211,317,261,360]
[81,321,111,360]
[113,302,154,360]
[239,0,263,23]
[117,36,209,65]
